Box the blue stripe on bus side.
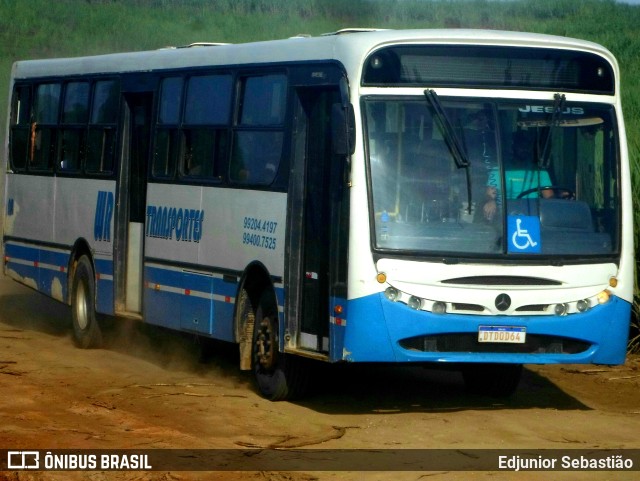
[5,242,288,344]
[94,258,115,316]
[4,243,40,285]
[328,295,348,362]
[5,242,69,301]
[4,241,115,316]
[143,264,285,342]
[145,265,187,289]
[144,265,183,330]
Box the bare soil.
[1,275,639,481]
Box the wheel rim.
[75,281,89,330]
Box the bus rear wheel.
[252,291,308,401]
[71,255,102,349]
[462,363,522,397]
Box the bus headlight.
[554,303,568,316]
[408,296,422,310]
[385,287,400,302]
[432,301,447,314]
[576,299,590,312]
[383,285,447,314]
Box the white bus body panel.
[145,183,286,277]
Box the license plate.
[478,326,526,344]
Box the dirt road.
[1,274,640,481]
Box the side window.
[231,131,283,184]
[181,74,231,180]
[152,77,183,179]
[9,85,31,171]
[59,81,90,172]
[62,82,90,123]
[86,80,119,175]
[239,75,287,126]
[184,75,231,125]
[230,74,286,185]
[31,83,61,172]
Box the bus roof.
[11,29,617,81]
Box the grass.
[0,0,639,351]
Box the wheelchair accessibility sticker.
[508,215,541,253]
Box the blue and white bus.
[3,29,633,399]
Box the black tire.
[462,363,522,397]
[252,291,309,401]
[71,255,102,349]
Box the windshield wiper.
[424,90,469,168]
[538,93,566,169]
[424,89,472,213]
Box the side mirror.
[331,102,355,157]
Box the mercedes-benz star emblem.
[495,293,511,312]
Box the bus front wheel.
[252,291,308,401]
[462,363,522,397]
[71,255,103,349]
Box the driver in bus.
[483,130,553,221]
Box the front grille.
[441,276,561,286]
[399,333,590,354]
[516,304,549,312]
[452,303,485,312]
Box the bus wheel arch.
[234,263,309,400]
[68,241,102,349]
[235,262,275,371]
[67,239,93,305]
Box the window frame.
[57,80,91,174]
[229,72,288,187]
[8,78,120,178]
[179,74,233,182]
[29,82,62,173]
[8,84,32,172]
[85,79,120,177]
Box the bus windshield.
[365,97,619,258]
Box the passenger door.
[286,83,349,357]
[115,92,152,316]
